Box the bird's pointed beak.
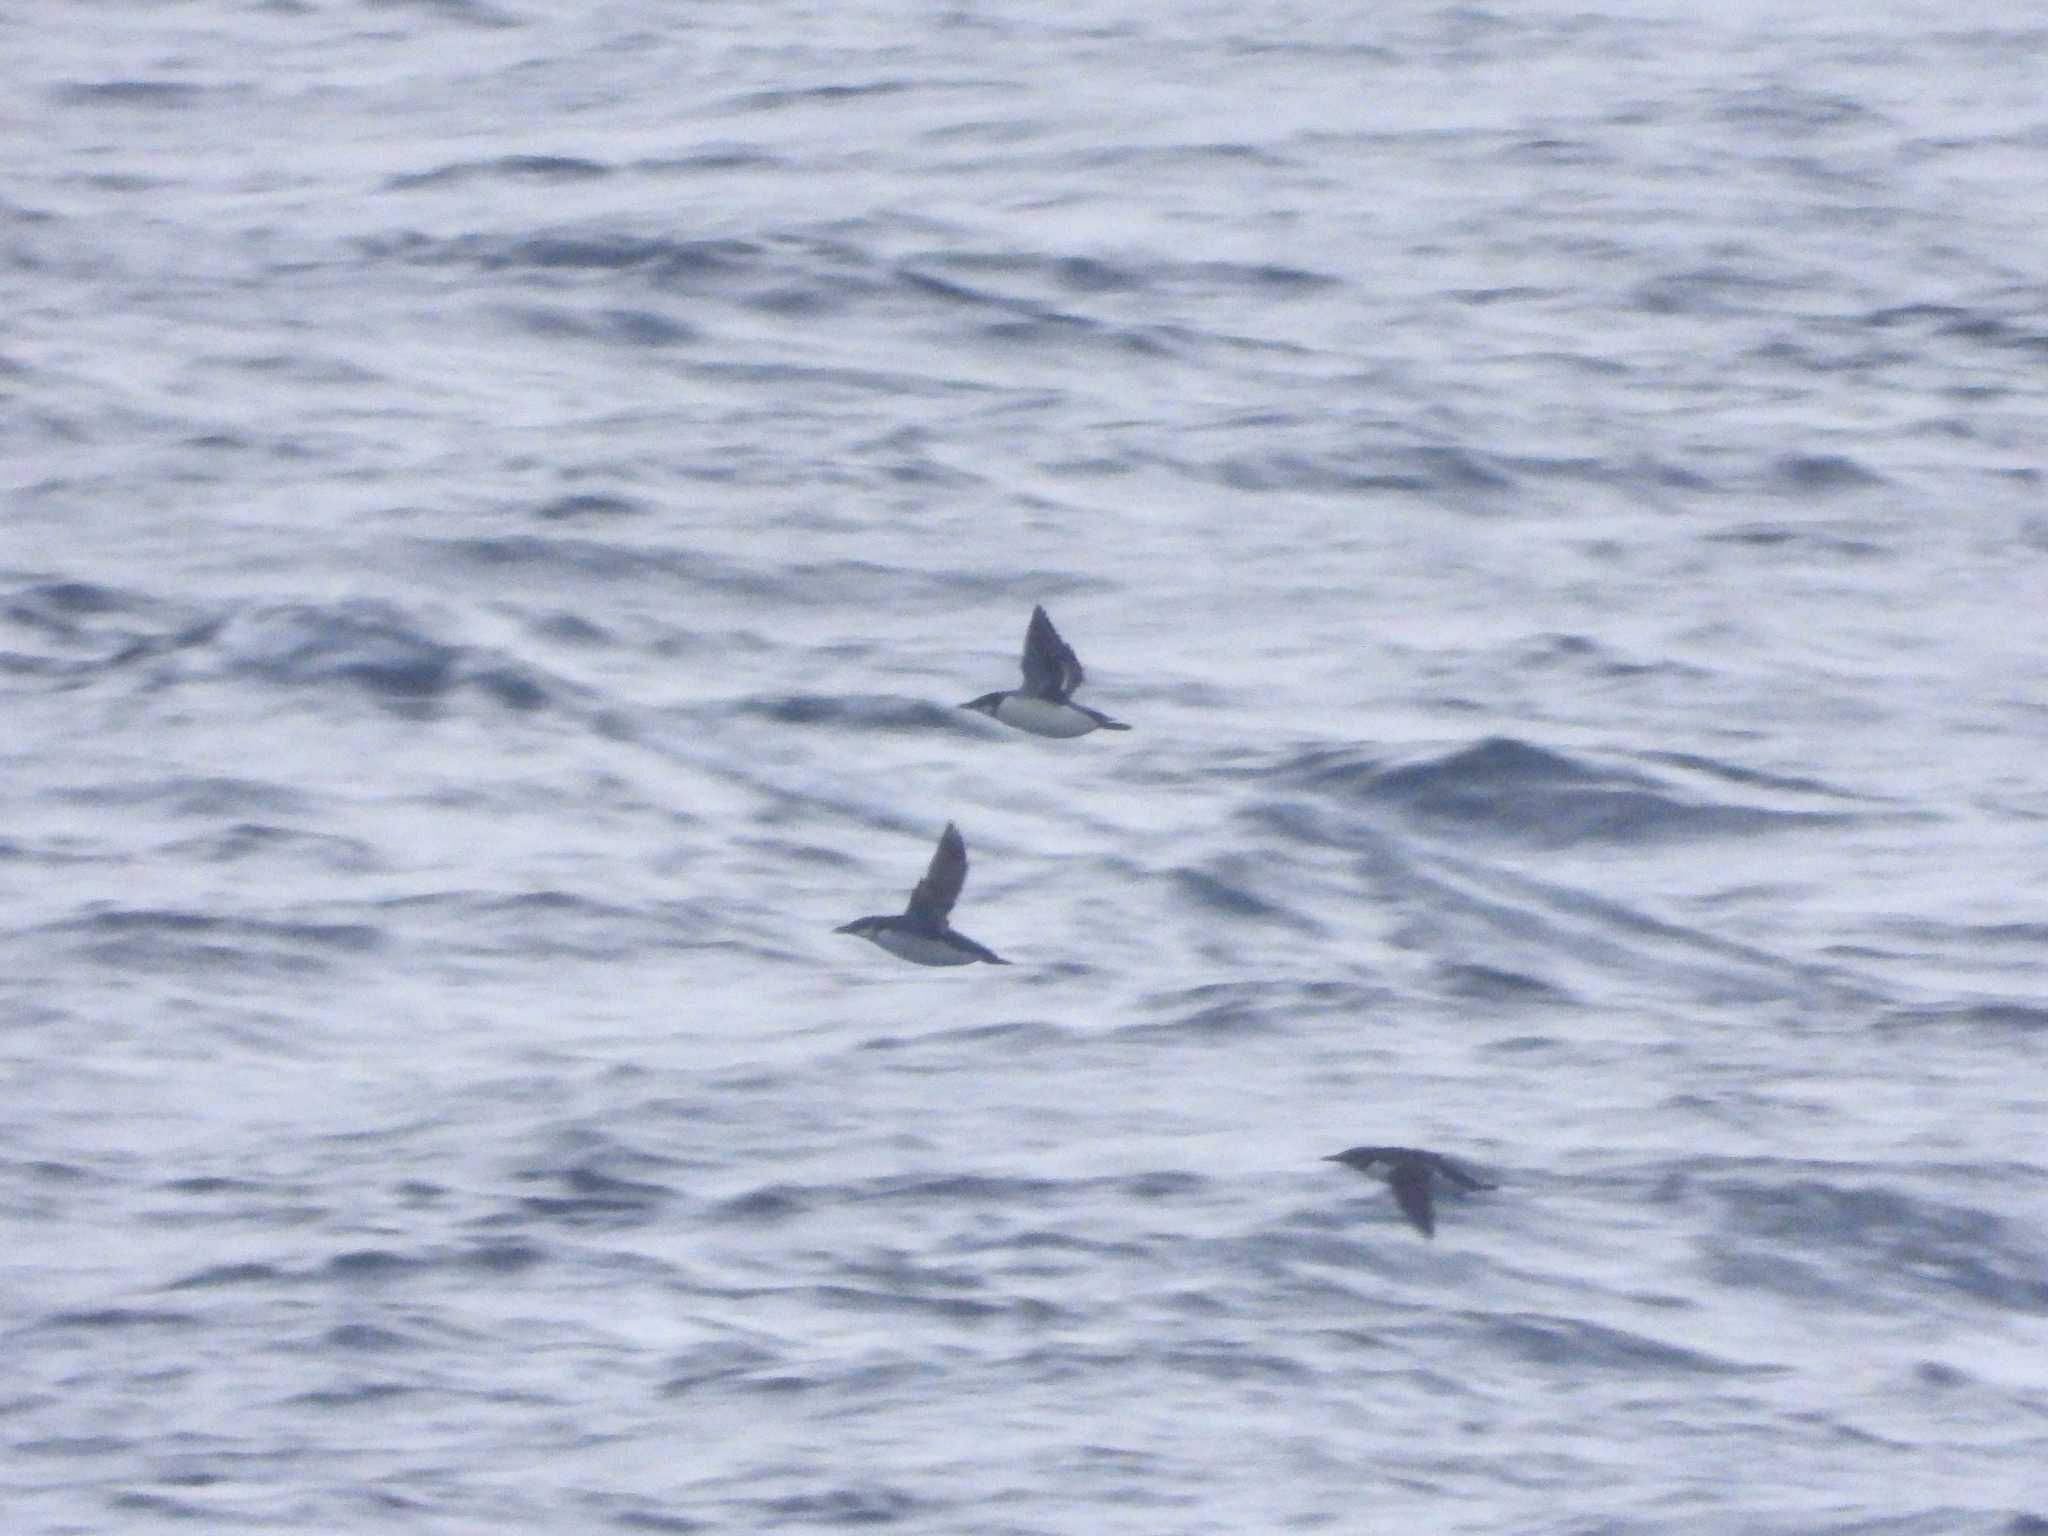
[832,921,861,934]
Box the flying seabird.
[834,822,1009,966]
[1323,1146,1496,1238]
[960,605,1130,738]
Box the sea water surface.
[5,2,2048,1532]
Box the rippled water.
[6,2,2048,1532]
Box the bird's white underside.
[867,928,981,966]
[993,695,1100,738]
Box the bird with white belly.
[834,822,1008,966]
[960,605,1130,738]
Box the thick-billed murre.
[1324,1146,1496,1238]
[834,822,1008,966]
[961,605,1130,738]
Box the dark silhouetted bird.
[1323,1146,1496,1238]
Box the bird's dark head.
[834,916,886,938]
[1324,1147,1387,1173]
[959,692,1004,718]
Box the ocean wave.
[49,80,212,109]
[1479,1314,1765,1375]
[48,907,383,975]
[1698,1177,2048,1314]
[1287,736,1858,847]
[1,577,217,682]
[158,823,381,872]
[729,693,973,732]
[1875,1001,2048,1032]
[1169,862,1327,933]
[384,155,612,192]
[209,600,564,714]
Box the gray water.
[6,2,2048,1532]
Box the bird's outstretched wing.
[906,822,968,924]
[1388,1160,1437,1238]
[1020,605,1085,703]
